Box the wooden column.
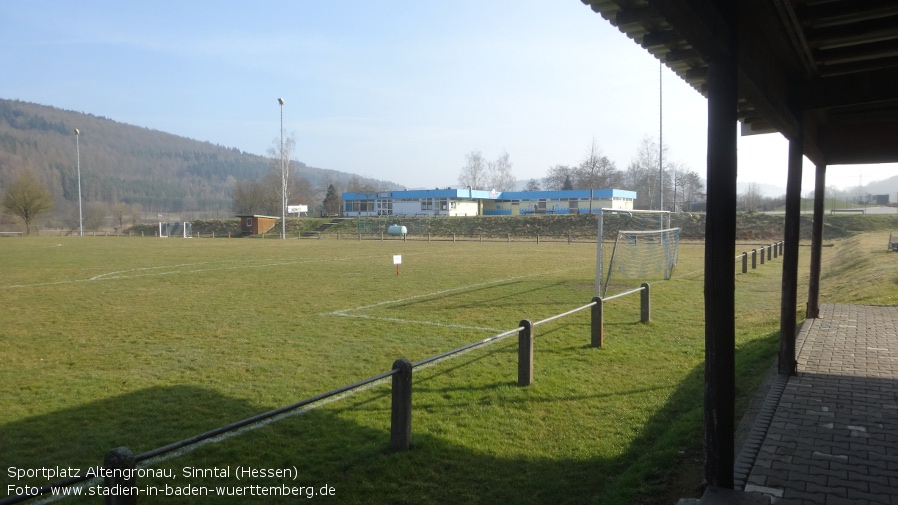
[390,359,413,451]
[779,132,803,376]
[806,163,826,319]
[518,320,534,387]
[703,40,738,489]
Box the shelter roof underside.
[582,0,898,166]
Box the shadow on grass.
[0,333,779,505]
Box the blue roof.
[495,189,636,200]
[342,188,636,201]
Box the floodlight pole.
[659,60,664,218]
[75,128,83,237]
[278,98,286,240]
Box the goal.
[595,209,677,296]
[602,227,680,296]
[158,222,193,238]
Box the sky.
[2,0,896,197]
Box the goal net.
[595,209,678,296]
[603,227,680,296]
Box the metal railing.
[1,284,652,504]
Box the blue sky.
[2,0,895,195]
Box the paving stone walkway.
[737,304,898,504]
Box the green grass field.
[1,232,894,504]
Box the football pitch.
[1,236,785,504]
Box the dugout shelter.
[580,0,898,490]
[237,215,280,236]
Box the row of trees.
[0,170,150,234]
[457,137,706,212]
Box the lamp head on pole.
[74,128,80,136]
[277,98,285,105]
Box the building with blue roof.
[341,188,635,217]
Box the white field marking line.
[327,267,583,315]
[30,378,391,505]
[2,254,386,290]
[334,312,502,332]
[323,267,587,330]
[88,260,241,280]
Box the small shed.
[237,215,280,235]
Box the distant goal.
[158,222,193,238]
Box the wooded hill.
[0,98,398,221]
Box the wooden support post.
[773,242,778,259]
[751,249,757,269]
[103,447,137,505]
[742,252,747,273]
[760,247,765,265]
[390,358,413,451]
[767,244,772,261]
[807,164,826,318]
[779,130,803,376]
[518,320,533,387]
[640,282,650,323]
[703,28,738,489]
[590,297,604,348]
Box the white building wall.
[394,201,423,216]
[449,201,479,216]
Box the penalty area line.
[323,266,586,323]
[331,312,501,333]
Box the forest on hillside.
[0,99,398,230]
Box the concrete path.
[736,303,898,504]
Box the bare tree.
[83,202,107,231]
[626,136,675,209]
[458,151,488,189]
[488,151,516,191]
[576,138,622,190]
[544,164,576,190]
[232,178,278,215]
[741,182,763,212]
[524,178,541,191]
[2,171,54,235]
[267,133,296,218]
[110,202,131,230]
